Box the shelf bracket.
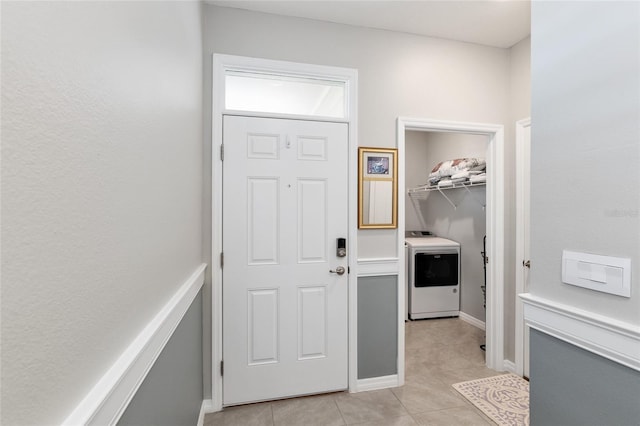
[466,184,486,210]
[437,187,458,209]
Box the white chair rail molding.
[520,293,640,372]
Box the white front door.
[222,115,349,405]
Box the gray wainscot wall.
[529,329,640,426]
[357,276,398,379]
[118,292,204,426]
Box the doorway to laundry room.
[404,129,492,382]
[405,131,488,325]
[397,117,506,376]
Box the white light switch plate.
[562,250,631,297]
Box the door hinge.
[348,266,350,274]
[220,252,224,269]
[220,360,224,376]
[485,256,489,264]
[220,144,224,161]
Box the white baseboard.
[197,402,206,426]
[502,360,516,373]
[459,312,486,331]
[197,399,216,426]
[354,374,399,392]
[521,293,640,372]
[63,263,207,426]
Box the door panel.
[298,179,328,262]
[298,286,327,360]
[248,288,279,365]
[222,116,349,405]
[247,178,279,265]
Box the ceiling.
[207,1,531,49]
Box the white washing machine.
[406,235,460,320]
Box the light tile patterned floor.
[204,318,501,426]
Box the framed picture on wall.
[363,152,394,178]
[358,147,398,229]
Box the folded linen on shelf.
[438,179,453,188]
[428,158,486,186]
[470,173,487,183]
[451,170,469,180]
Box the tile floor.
[204,317,502,426]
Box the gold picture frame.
[358,147,398,229]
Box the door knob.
[330,266,346,276]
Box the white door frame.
[514,117,531,377]
[211,54,358,410]
[397,117,505,371]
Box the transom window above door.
[225,70,346,118]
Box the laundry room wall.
[406,131,488,323]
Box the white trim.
[354,375,399,392]
[220,110,349,124]
[63,264,207,426]
[459,312,486,331]
[212,54,225,412]
[197,404,204,426]
[514,117,531,377]
[396,117,406,389]
[197,399,217,426]
[212,54,358,409]
[521,293,640,372]
[356,258,400,276]
[397,117,505,372]
[346,67,360,397]
[502,360,517,374]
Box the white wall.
[1,2,204,424]
[406,131,488,322]
[510,37,531,120]
[405,132,433,231]
[530,2,639,323]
